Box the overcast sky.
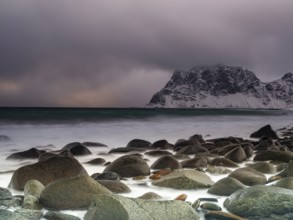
[1,0,293,107]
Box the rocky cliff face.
[148,65,293,109]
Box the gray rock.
[15,209,43,220]
[208,177,246,196]
[9,156,88,190]
[151,155,182,170]
[205,166,232,174]
[250,124,279,139]
[224,185,293,218]
[84,158,106,165]
[62,142,92,155]
[0,187,13,200]
[254,150,293,162]
[23,180,45,210]
[209,158,239,168]
[272,177,293,190]
[44,211,81,220]
[6,148,45,160]
[96,180,131,194]
[22,180,45,210]
[126,139,151,149]
[40,175,111,210]
[94,171,120,181]
[103,154,150,177]
[137,192,162,200]
[152,169,214,190]
[204,211,245,220]
[224,147,247,163]
[0,195,23,207]
[228,167,267,186]
[200,202,222,211]
[0,209,28,220]
[84,194,199,220]
[181,157,208,168]
[247,161,276,174]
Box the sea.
[0,107,292,219]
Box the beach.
[0,108,293,219]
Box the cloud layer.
[1,0,293,107]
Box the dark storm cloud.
[1,0,293,106]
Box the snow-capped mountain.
[148,65,293,109]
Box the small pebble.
[200,202,222,211]
[174,194,187,201]
[149,174,161,180]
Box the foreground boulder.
[9,156,88,190]
[250,124,279,139]
[224,185,293,218]
[84,194,199,220]
[152,169,214,189]
[40,175,111,210]
[103,154,150,177]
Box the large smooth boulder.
[126,139,151,149]
[228,167,267,186]
[103,154,150,177]
[9,156,88,190]
[84,194,199,220]
[247,161,276,174]
[40,175,111,210]
[250,124,279,139]
[150,155,182,170]
[224,147,246,163]
[62,142,92,155]
[152,169,214,190]
[6,148,45,160]
[224,185,293,218]
[208,177,246,196]
[254,150,293,162]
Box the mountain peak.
[148,65,293,109]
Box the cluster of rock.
[1,124,293,219]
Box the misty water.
[0,108,292,219]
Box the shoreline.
[0,123,293,219]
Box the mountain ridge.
[148,65,293,109]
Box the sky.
[1,0,293,107]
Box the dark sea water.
[0,107,290,123]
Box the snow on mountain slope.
[148,65,293,109]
